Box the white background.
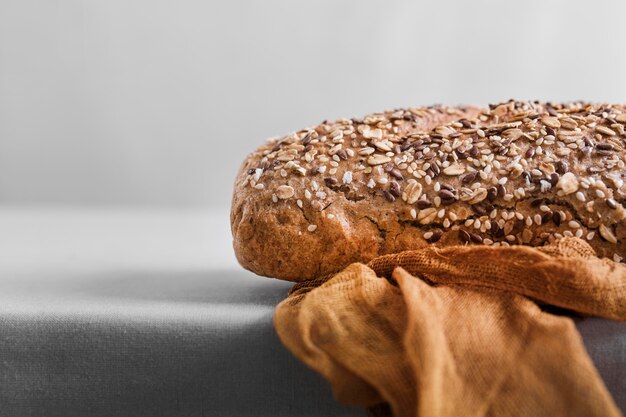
[1,0,625,207]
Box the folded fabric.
[274,237,625,417]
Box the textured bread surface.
[231,101,626,281]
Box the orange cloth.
[274,238,625,417]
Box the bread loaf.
[231,101,626,281]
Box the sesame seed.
[307,224,317,232]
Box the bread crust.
[231,101,626,281]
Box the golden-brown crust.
[231,101,626,281]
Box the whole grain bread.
[231,101,626,281]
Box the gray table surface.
[0,208,623,416]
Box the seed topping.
[247,101,626,243]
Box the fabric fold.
[274,238,625,417]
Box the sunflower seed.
[596,126,616,136]
[559,117,578,130]
[367,155,391,166]
[541,116,561,129]
[373,140,392,152]
[443,163,466,176]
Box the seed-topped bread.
[231,101,626,281]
